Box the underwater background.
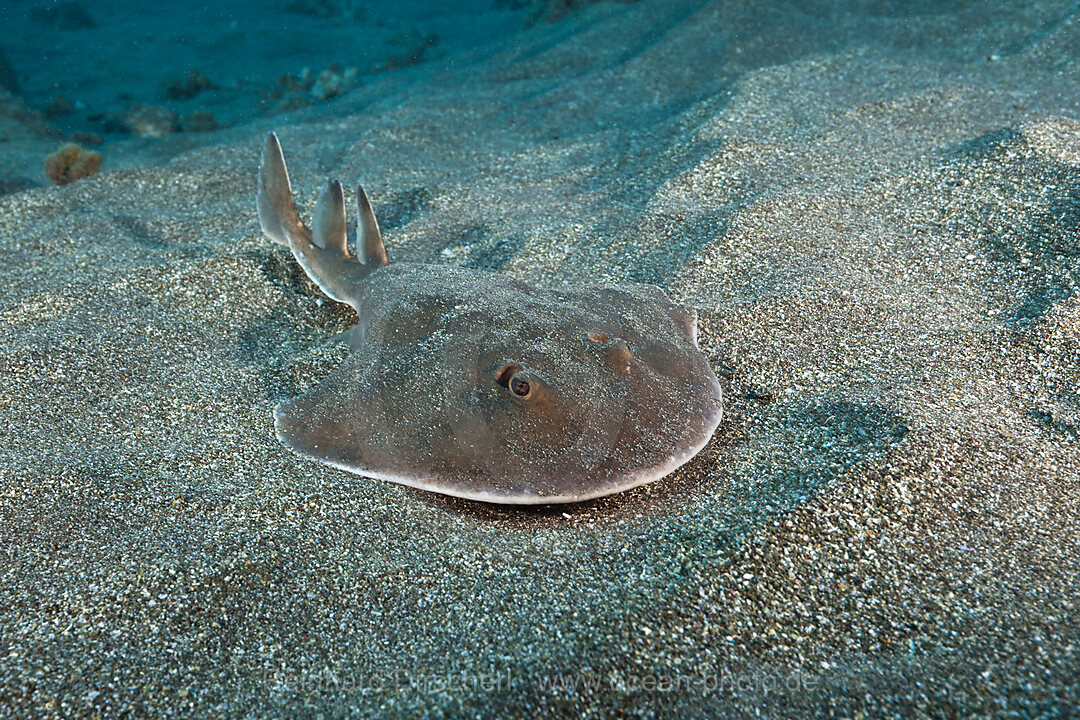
[1,0,1078,717]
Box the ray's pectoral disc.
[258,132,723,504]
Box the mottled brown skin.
[258,132,722,504]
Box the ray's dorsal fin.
[257,132,308,247]
[256,132,380,310]
[356,185,389,267]
[313,179,349,256]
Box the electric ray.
[258,132,723,504]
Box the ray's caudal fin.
[257,132,389,310]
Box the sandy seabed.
[1,0,1079,717]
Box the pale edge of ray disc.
[272,380,723,505]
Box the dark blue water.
[0,0,527,140]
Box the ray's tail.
[257,132,389,310]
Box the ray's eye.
[495,362,533,399]
[587,332,609,345]
[510,376,531,398]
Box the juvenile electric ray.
[257,132,722,504]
